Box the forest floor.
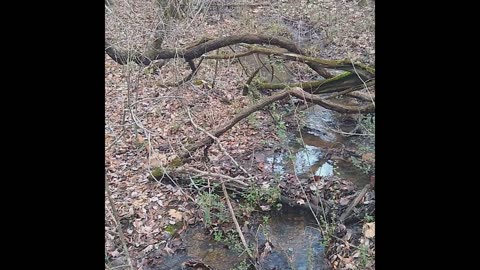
[105,1,375,269]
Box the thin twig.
[350,59,375,106]
[228,45,250,77]
[221,180,254,260]
[105,130,126,151]
[255,53,284,83]
[243,65,262,96]
[186,108,251,177]
[212,49,220,88]
[158,57,205,87]
[267,55,275,82]
[286,140,326,237]
[105,176,134,270]
[180,166,251,187]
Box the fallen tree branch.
[324,79,375,100]
[347,91,375,102]
[106,34,334,78]
[148,166,250,193]
[339,184,371,223]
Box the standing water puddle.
[264,105,371,187]
[163,204,325,270]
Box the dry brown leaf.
[363,222,375,238]
[361,152,375,164]
[137,135,145,144]
[150,153,168,167]
[339,197,350,206]
[168,209,183,221]
[111,249,120,257]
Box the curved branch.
[106,34,334,78]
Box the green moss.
[169,157,184,169]
[150,167,164,179]
[165,224,176,234]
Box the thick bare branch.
[106,34,334,78]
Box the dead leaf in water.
[163,246,174,255]
[296,199,305,205]
[257,162,265,172]
[260,205,271,211]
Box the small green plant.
[349,114,375,175]
[243,185,281,210]
[213,230,223,242]
[359,244,371,268]
[224,230,244,253]
[197,192,229,227]
[247,114,261,128]
[261,139,271,146]
[233,260,251,270]
[164,224,176,235]
[247,80,262,101]
[245,186,262,206]
[350,156,372,175]
[262,216,270,225]
[321,218,336,247]
[276,120,287,141]
[364,213,375,222]
[267,103,289,143]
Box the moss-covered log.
[207,45,375,79]
[255,72,366,94]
